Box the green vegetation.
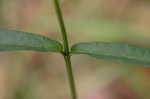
[0,0,150,99]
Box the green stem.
[53,0,77,99]
[53,0,69,54]
[64,55,77,99]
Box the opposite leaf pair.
[0,30,150,67]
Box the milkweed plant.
[0,0,150,99]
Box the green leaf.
[71,42,150,67]
[0,30,62,52]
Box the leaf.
[71,42,150,67]
[0,30,62,52]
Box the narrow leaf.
[0,30,62,52]
[71,42,150,67]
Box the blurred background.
[0,0,150,99]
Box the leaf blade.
[0,30,62,52]
[71,42,150,67]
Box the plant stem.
[64,55,77,99]
[53,0,77,99]
[53,0,69,54]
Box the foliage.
[71,42,150,67]
[0,0,149,99]
[0,30,62,52]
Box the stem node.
[53,0,77,99]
